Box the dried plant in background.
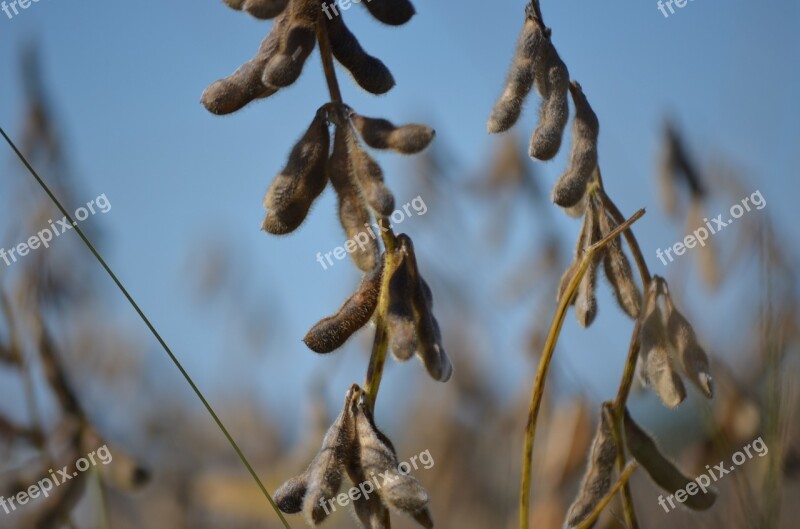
[202,1,447,527]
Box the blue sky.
[0,0,798,434]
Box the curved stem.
[316,16,343,104]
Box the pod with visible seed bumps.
[596,203,641,319]
[350,113,435,154]
[625,408,717,510]
[344,126,395,217]
[529,40,569,161]
[262,0,317,88]
[327,13,395,95]
[487,17,544,133]
[303,259,384,353]
[552,82,599,207]
[564,405,617,528]
[201,14,288,115]
[273,474,308,514]
[574,198,602,327]
[664,290,713,398]
[262,108,330,234]
[329,123,380,272]
[387,249,417,361]
[363,0,416,26]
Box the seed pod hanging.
[350,113,435,154]
[596,202,641,319]
[262,0,318,88]
[528,40,569,161]
[327,14,396,95]
[344,125,396,217]
[223,0,289,19]
[363,0,416,26]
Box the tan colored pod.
[344,125,396,217]
[262,0,317,88]
[596,205,641,319]
[327,14,396,95]
[303,259,384,353]
[488,17,544,133]
[664,292,713,398]
[201,14,288,115]
[350,113,435,154]
[274,474,308,514]
[262,108,329,234]
[363,0,416,26]
[564,405,617,528]
[329,124,380,272]
[552,82,599,208]
[625,408,717,510]
[574,198,602,327]
[529,40,569,161]
[242,0,289,19]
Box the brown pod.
[303,259,384,353]
[274,474,308,514]
[664,293,713,398]
[329,124,380,271]
[352,490,391,529]
[387,250,418,361]
[529,40,569,161]
[223,0,246,10]
[564,405,617,528]
[263,108,330,234]
[242,0,289,19]
[350,113,435,154]
[487,17,544,133]
[201,14,288,115]
[596,206,641,319]
[574,198,602,327]
[552,82,599,207]
[327,14,395,95]
[625,409,717,510]
[262,0,317,88]
[363,0,416,26]
[344,125,396,216]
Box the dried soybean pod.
[262,0,317,88]
[564,405,617,528]
[487,17,544,133]
[596,204,641,318]
[664,294,713,398]
[363,0,416,26]
[552,82,599,207]
[201,15,287,115]
[274,474,308,514]
[350,113,435,154]
[345,125,395,216]
[262,108,330,234]
[303,259,384,353]
[352,491,391,529]
[223,0,246,10]
[529,40,569,161]
[327,14,395,95]
[387,250,417,361]
[242,0,289,19]
[624,409,717,510]
[329,124,380,271]
[574,198,602,327]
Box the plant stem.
[315,15,343,104]
[519,209,645,529]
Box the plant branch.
[573,462,639,529]
[316,16,343,104]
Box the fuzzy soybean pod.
[262,109,329,234]
[329,125,380,272]
[303,258,384,353]
[345,126,396,217]
[574,198,602,328]
[529,40,569,161]
[326,14,396,95]
[242,0,289,19]
[354,395,432,524]
[552,82,599,207]
[564,405,617,528]
[201,13,288,115]
[596,205,641,319]
[664,293,713,398]
[273,474,308,514]
[363,0,416,26]
[262,0,317,88]
[386,250,418,361]
[487,17,544,133]
[624,409,717,510]
[350,113,435,154]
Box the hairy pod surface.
[262,0,318,88]
[387,249,418,361]
[345,125,396,217]
[664,291,713,398]
[351,113,435,154]
[552,83,599,208]
[596,204,641,319]
[574,198,602,327]
[327,14,396,95]
[303,259,384,353]
[273,474,308,514]
[363,0,416,26]
[487,17,544,133]
[529,40,569,161]
[624,409,717,510]
[564,406,617,528]
[242,0,289,19]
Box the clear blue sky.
[0,0,798,432]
